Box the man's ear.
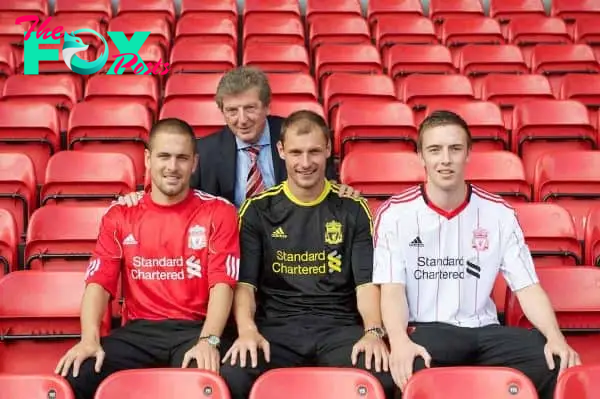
[144,148,151,171]
[276,140,285,160]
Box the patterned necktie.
[245,145,265,199]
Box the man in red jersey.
[55,118,242,399]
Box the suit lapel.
[268,117,286,183]
[221,127,238,199]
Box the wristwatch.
[199,335,221,348]
[365,327,386,339]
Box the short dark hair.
[280,110,330,144]
[148,118,197,154]
[417,110,472,152]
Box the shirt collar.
[235,120,271,150]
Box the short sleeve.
[351,199,375,287]
[237,199,263,289]
[500,211,539,291]
[85,205,123,298]
[206,202,241,289]
[372,204,406,284]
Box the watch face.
[207,335,220,346]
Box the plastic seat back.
[0,153,36,238]
[0,209,17,275]
[0,374,75,398]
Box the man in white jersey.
[372,111,581,399]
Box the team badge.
[188,225,206,250]
[472,227,489,252]
[325,220,343,245]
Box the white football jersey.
[372,184,538,328]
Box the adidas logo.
[272,227,287,239]
[122,233,138,245]
[409,236,424,247]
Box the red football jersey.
[85,189,240,321]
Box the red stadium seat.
[0,209,17,275]
[95,369,231,399]
[465,151,530,202]
[159,99,224,138]
[243,0,300,21]
[176,15,237,48]
[267,73,318,102]
[41,152,136,207]
[552,0,600,24]
[559,74,600,129]
[403,367,538,399]
[335,101,417,159]
[505,266,600,364]
[243,14,304,47]
[512,100,597,183]
[0,16,29,49]
[529,45,600,93]
[250,367,386,399]
[573,17,600,46]
[0,102,60,185]
[170,42,236,74]
[488,0,546,24]
[0,374,75,398]
[367,0,424,29]
[423,101,508,151]
[2,74,79,132]
[179,0,237,22]
[384,44,456,82]
[555,364,600,399]
[507,16,572,46]
[244,43,309,74]
[16,44,94,76]
[375,16,438,51]
[0,153,36,239]
[534,151,600,241]
[24,205,106,271]
[339,149,425,200]
[305,0,362,25]
[398,74,475,112]
[478,74,555,130]
[584,206,600,266]
[84,74,160,117]
[429,0,485,24]
[513,202,581,266]
[67,101,152,186]
[269,100,325,119]
[314,44,383,86]
[164,73,224,103]
[309,15,371,51]
[440,17,505,51]
[54,0,113,20]
[0,0,48,20]
[116,0,176,27]
[108,15,171,52]
[322,73,396,127]
[97,41,168,78]
[455,44,528,81]
[0,270,111,373]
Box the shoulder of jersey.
[329,183,370,207]
[192,189,235,208]
[377,185,423,211]
[470,184,514,213]
[246,183,285,205]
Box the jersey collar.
[283,180,331,207]
[421,183,472,220]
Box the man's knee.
[220,364,261,399]
[65,358,104,399]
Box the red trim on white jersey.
[471,185,514,210]
[421,184,472,220]
[373,186,421,246]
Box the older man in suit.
[118,66,353,208]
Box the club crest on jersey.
[324,220,343,245]
[188,225,206,250]
[472,227,489,252]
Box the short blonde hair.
[215,66,272,110]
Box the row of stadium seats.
[1,266,598,374]
[1,0,598,25]
[2,166,600,273]
[4,364,600,399]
